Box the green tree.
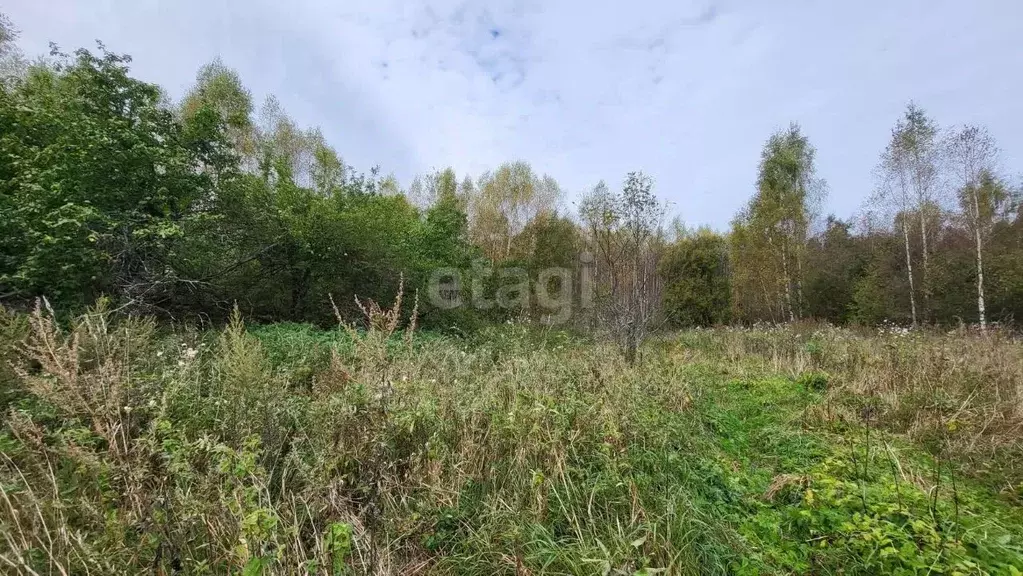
[660,228,731,327]
[0,46,215,310]
[180,59,253,158]
[802,217,869,323]
[987,202,1023,323]
[731,124,824,322]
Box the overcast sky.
[5,0,1022,228]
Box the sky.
[5,0,1023,229]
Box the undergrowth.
[1,303,1021,574]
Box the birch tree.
[0,12,25,81]
[945,125,1004,330]
[469,161,560,261]
[181,59,254,156]
[731,124,823,322]
[873,139,918,326]
[892,104,941,320]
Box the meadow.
[1,299,1022,575]
[4,9,1023,575]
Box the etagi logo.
[427,253,595,324]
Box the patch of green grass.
[695,368,1023,574]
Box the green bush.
[797,371,830,392]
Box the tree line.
[722,108,1022,329]
[1,19,1021,334]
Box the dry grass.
[0,299,723,575]
[676,323,1023,493]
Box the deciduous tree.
[944,125,1005,330]
[579,172,665,362]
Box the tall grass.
[0,299,732,575]
[2,303,1021,574]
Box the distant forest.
[2,15,1021,330]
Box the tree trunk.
[972,190,987,331]
[902,220,918,327]
[624,324,638,365]
[781,241,795,323]
[919,209,930,322]
[796,250,805,320]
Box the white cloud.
[6,0,1023,227]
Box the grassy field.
[1,302,1022,574]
